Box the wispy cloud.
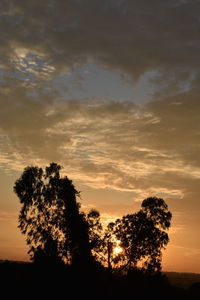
[0,96,199,204]
[169,244,200,257]
[0,0,200,205]
[0,210,18,222]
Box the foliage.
[1,261,198,299]
[14,163,172,274]
[13,162,90,265]
[86,209,104,259]
[106,197,172,272]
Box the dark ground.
[165,271,200,289]
[0,260,200,299]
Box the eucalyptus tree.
[14,162,91,265]
[107,197,172,273]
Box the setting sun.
[113,240,123,255]
[113,245,123,255]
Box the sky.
[0,0,200,273]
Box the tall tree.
[14,162,91,265]
[87,209,103,257]
[107,197,172,273]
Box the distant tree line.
[14,163,172,274]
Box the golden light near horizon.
[113,240,123,256]
[113,245,123,255]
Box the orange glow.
[113,245,123,255]
[113,239,123,255]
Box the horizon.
[1,258,200,276]
[0,0,200,274]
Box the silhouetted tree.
[14,162,91,265]
[87,209,104,256]
[107,197,172,273]
[86,210,120,269]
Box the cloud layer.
[1,0,200,87]
[0,91,200,204]
[0,0,200,204]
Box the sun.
[113,245,123,255]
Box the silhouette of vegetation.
[105,197,172,272]
[10,163,200,299]
[1,260,200,299]
[86,209,104,260]
[14,163,171,272]
[13,163,91,266]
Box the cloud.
[0,0,200,206]
[1,0,200,89]
[169,244,200,258]
[0,91,200,205]
[0,210,18,222]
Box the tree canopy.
[14,163,172,273]
[13,162,91,265]
[105,197,172,272]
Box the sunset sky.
[0,0,200,273]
